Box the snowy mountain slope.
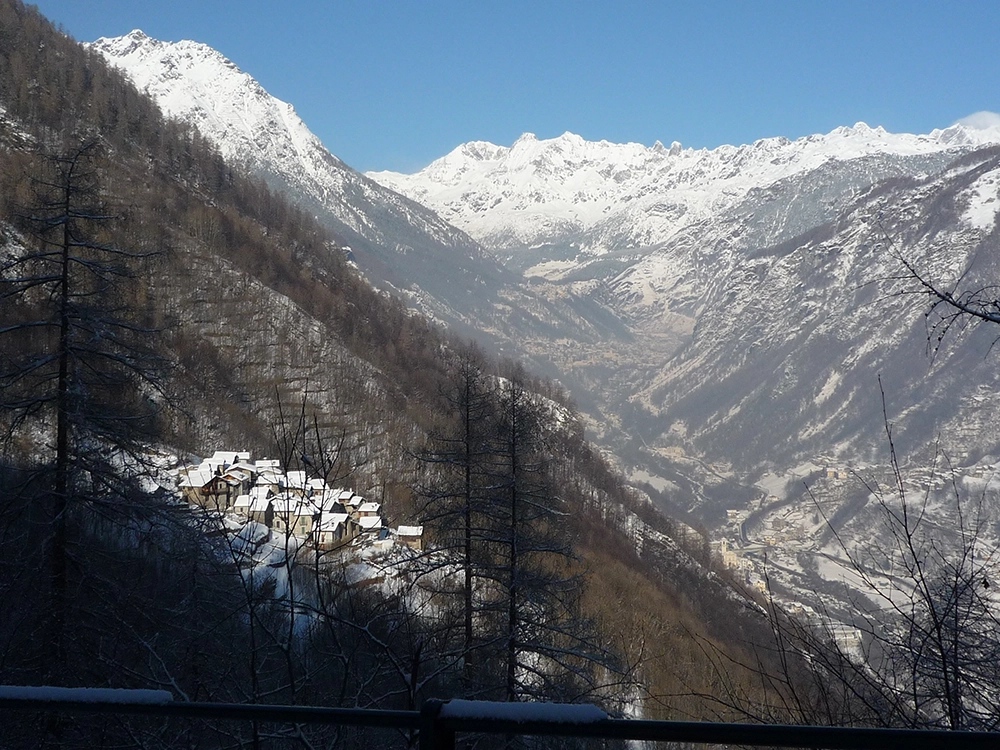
[637,145,1000,473]
[369,123,1000,488]
[88,31,509,328]
[368,125,1000,265]
[534,144,1000,535]
[402,136,1000,528]
[89,31,632,364]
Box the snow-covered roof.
[397,525,423,537]
[357,501,381,514]
[359,516,383,530]
[312,492,344,512]
[270,496,294,513]
[256,470,282,486]
[286,470,308,489]
[316,513,350,532]
[221,469,248,485]
[234,494,251,509]
[211,450,249,464]
[250,485,271,501]
[248,496,272,513]
[179,467,214,488]
[272,493,314,517]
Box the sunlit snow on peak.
[368,121,1000,252]
[956,111,1000,130]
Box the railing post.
[419,699,454,750]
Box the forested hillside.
[0,2,836,746]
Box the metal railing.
[0,688,998,749]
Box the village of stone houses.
[174,450,424,573]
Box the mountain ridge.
[90,30,636,365]
[360,120,1000,493]
[89,30,516,335]
[367,122,1000,260]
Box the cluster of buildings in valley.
[712,536,764,591]
[785,602,864,654]
[715,463,876,588]
[176,450,423,552]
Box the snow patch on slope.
[962,170,1000,231]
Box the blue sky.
[31,0,1000,173]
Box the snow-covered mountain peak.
[91,31,508,332]
[99,29,152,56]
[368,122,1000,253]
[650,139,686,157]
[831,121,883,136]
[93,30,247,89]
[929,122,1000,148]
[90,31,310,168]
[553,131,586,146]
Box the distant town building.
[396,525,424,551]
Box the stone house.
[396,525,424,551]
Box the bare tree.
[1,139,167,678]
[413,347,496,690]
[416,358,627,712]
[878,216,1000,354]
[705,388,1000,731]
[819,392,1000,730]
[487,373,621,705]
